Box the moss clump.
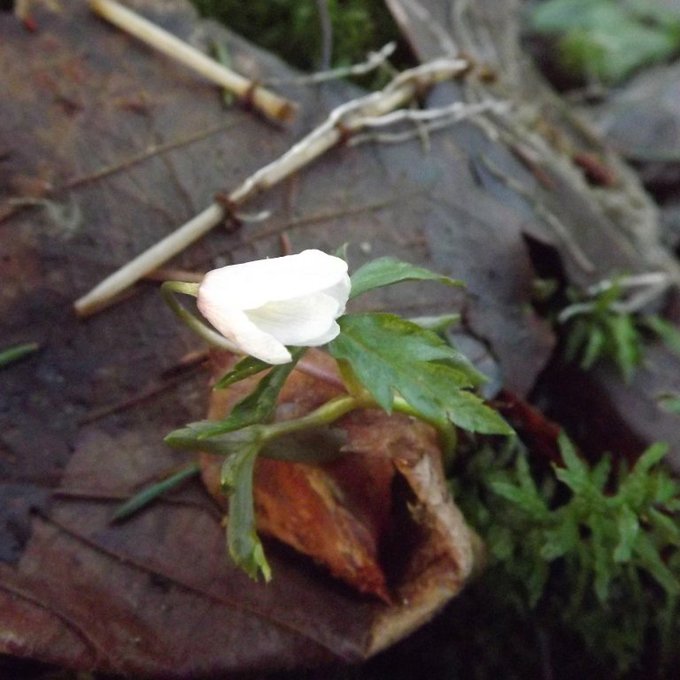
[191,0,405,73]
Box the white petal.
[324,273,352,314]
[302,320,341,346]
[246,292,340,345]
[196,296,291,364]
[198,250,348,310]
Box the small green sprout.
[558,273,680,381]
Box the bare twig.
[265,42,397,87]
[74,57,469,317]
[349,100,509,146]
[89,0,297,123]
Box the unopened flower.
[197,249,350,364]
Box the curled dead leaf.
[200,349,480,635]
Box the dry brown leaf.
[201,349,478,615]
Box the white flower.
[197,249,351,364]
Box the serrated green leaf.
[328,313,511,435]
[555,432,590,494]
[442,389,515,435]
[349,256,462,299]
[214,355,271,389]
[221,443,271,581]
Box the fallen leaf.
[202,350,476,606]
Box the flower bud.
[197,249,350,364]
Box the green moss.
[449,435,680,677]
[191,0,406,74]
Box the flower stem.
[262,394,364,440]
[161,281,240,353]
[261,392,457,458]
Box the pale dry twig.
[74,57,470,317]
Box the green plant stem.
[262,394,365,440]
[161,280,240,353]
[261,392,457,456]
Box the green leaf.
[555,432,590,494]
[112,462,201,521]
[442,388,515,435]
[214,355,271,389]
[408,313,461,334]
[530,0,610,33]
[195,347,305,439]
[632,442,669,476]
[221,443,271,581]
[328,313,511,435]
[349,256,462,299]
[0,341,39,368]
[531,0,680,83]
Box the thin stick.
[265,42,396,87]
[75,203,222,316]
[88,0,297,123]
[74,58,469,317]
